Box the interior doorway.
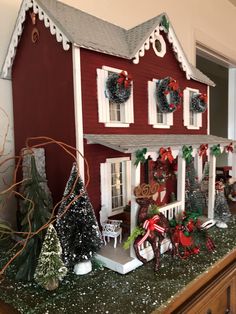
[196,53,228,138]
[196,47,235,168]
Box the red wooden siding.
[11,12,210,219]
[12,12,76,204]
[80,33,208,135]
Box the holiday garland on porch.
[106,70,132,104]
[156,77,182,113]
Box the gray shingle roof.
[1,0,215,86]
[84,134,234,153]
[36,0,214,86]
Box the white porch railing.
[158,200,183,219]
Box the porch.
[85,134,236,273]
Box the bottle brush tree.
[56,163,103,272]
[34,224,67,290]
[15,155,51,281]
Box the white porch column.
[177,152,186,211]
[208,153,216,219]
[130,153,141,258]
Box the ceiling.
[228,0,236,6]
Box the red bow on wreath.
[168,79,179,91]
[199,93,207,103]
[117,71,132,89]
[225,142,234,153]
[159,147,174,163]
[137,215,165,246]
[199,144,208,157]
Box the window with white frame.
[97,66,134,127]
[148,79,173,128]
[183,87,202,129]
[100,157,131,217]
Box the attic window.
[152,34,166,58]
[155,39,162,53]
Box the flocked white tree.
[34,224,67,290]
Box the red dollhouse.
[2,0,235,273]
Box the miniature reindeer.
[133,184,174,271]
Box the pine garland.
[156,77,182,113]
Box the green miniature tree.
[56,163,103,270]
[185,160,206,215]
[34,224,67,290]
[15,155,51,281]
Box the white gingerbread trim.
[1,0,70,79]
[133,26,166,65]
[132,18,192,81]
[166,25,191,80]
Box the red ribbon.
[199,93,207,103]
[225,142,233,153]
[159,147,174,163]
[137,215,165,246]
[199,144,208,157]
[168,79,179,91]
[117,71,132,89]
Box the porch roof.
[84,134,235,153]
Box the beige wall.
[1,0,236,221]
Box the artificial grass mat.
[0,218,235,314]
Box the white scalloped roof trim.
[1,0,70,79]
[133,26,163,65]
[133,24,192,80]
[166,25,191,80]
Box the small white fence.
[158,200,183,219]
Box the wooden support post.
[208,154,216,219]
[177,153,186,211]
[130,153,141,258]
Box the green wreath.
[190,93,207,113]
[106,71,132,104]
[156,77,182,113]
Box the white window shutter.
[148,80,157,125]
[97,68,109,123]
[125,88,134,123]
[166,112,173,126]
[197,112,202,128]
[184,87,202,129]
[183,88,190,127]
[100,162,112,220]
[125,160,132,203]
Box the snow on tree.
[34,224,67,290]
[56,163,103,270]
[185,159,206,215]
